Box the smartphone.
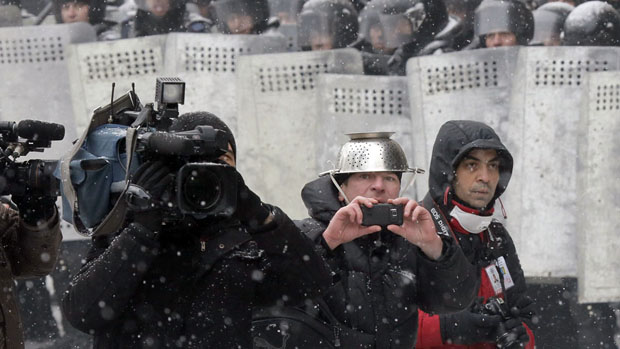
[361,203,404,227]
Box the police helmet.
[297,0,359,50]
[212,0,271,34]
[53,0,105,24]
[268,0,305,24]
[531,2,574,45]
[474,0,534,46]
[562,0,620,46]
[359,0,449,50]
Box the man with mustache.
[416,120,536,348]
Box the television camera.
[97,77,237,222]
[0,119,64,197]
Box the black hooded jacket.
[61,206,331,348]
[417,120,532,347]
[288,176,478,348]
[427,120,513,208]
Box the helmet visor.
[378,13,416,48]
[268,0,303,24]
[297,11,333,49]
[135,0,173,17]
[213,0,262,33]
[531,11,563,45]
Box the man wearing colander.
[252,132,477,348]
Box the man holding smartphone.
[253,132,477,348]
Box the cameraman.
[253,133,478,348]
[0,190,62,348]
[416,120,535,348]
[60,111,332,348]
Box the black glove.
[235,169,270,229]
[126,161,174,232]
[510,295,536,321]
[12,190,56,226]
[495,317,529,348]
[440,310,502,345]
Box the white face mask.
[449,199,507,234]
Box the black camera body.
[0,120,64,197]
[479,297,521,349]
[135,126,238,220]
[118,78,238,220]
[361,203,404,227]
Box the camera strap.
[421,193,459,243]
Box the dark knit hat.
[171,111,236,157]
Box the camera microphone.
[0,120,65,141]
[17,120,65,140]
[145,132,196,156]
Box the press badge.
[485,257,515,295]
[485,264,503,295]
[496,256,515,290]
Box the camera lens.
[181,167,222,211]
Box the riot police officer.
[473,0,534,48]
[530,1,574,46]
[354,0,460,75]
[297,0,359,51]
[211,0,275,34]
[562,0,620,46]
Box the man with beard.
[415,120,535,348]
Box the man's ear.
[337,183,346,202]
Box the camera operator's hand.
[386,197,443,260]
[127,161,174,232]
[322,196,382,250]
[12,190,57,226]
[440,309,502,345]
[235,169,271,230]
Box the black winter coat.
[416,120,534,348]
[61,206,331,348]
[293,176,478,348]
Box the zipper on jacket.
[200,239,206,252]
[333,325,341,347]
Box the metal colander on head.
[323,132,424,175]
[320,132,425,203]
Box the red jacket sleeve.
[416,310,444,347]
[524,322,535,349]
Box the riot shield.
[164,33,287,133]
[67,35,167,132]
[68,33,287,135]
[0,5,21,27]
[506,47,620,278]
[315,74,420,198]
[236,49,363,218]
[577,70,620,303]
[406,46,520,197]
[0,23,96,159]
